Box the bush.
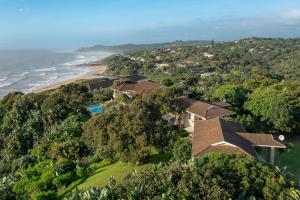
[32,190,58,200]
[92,88,113,102]
[173,139,192,162]
[161,78,174,86]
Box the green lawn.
[251,143,300,177]
[78,161,150,189]
[277,143,300,177]
[76,151,172,190]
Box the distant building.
[248,48,255,53]
[156,63,170,69]
[203,52,214,58]
[200,72,216,77]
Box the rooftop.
[173,96,236,119]
[192,118,286,157]
[118,75,146,83]
[113,80,161,96]
[86,78,116,91]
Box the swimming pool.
[86,104,104,113]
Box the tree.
[213,84,247,107]
[172,139,192,162]
[161,78,174,86]
[244,86,297,132]
[92,88,113,102]
[82,94,176,163]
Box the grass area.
[255,143,300,177]
[277,143,300,177]
[78,161,149,189]
[65,151,172,193]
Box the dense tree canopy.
[244,86,297,133]
[212,84,248,108]
[82,95,176,163]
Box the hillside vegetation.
[0,38,299,199]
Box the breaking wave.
[33,67,56,72]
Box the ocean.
[0,50,111,98]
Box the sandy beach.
[34,65,108,93]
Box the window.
[188,112,191,119]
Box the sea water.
[0,50,111,98]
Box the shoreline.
[33,65,108,93]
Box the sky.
[0,0,300,49]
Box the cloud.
[282,9,300,19]
[18,8,24,12]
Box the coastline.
[33,65,108,93]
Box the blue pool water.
[86,104,104,113]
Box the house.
[203,52,214,58]
[200,72,216,78]
[156,63,170,69]
[113,80,162,98]
[192,118,286,164]
[86,78,116,92]
[118,75,146,83]
[167,96,236,133]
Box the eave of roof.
[237,132,286,148]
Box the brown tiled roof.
[186,101,236,119]
[119,75,146,83]
[86,79,115,91]
[208,101,232,108]
[192,118,286,158]
[113,81,161,96]
[133,81,161,93]
[192,118,257,157]
[114,83,136,91]
[172,96,235,119]
[237,133,286,148]
[172,96,197,108]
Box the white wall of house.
[182,111,206,132]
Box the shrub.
[172,139,192,162]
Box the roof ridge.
[217,118,226,141]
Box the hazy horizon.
[1,0,300,49]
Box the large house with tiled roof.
[85,75,146,92]
[192,118,286,164]
[163,96,236,132]
[113,80,162,98]
[86,78,116,92]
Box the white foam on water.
[0,82,13,88]
[0,76,8,82]
[33,67,56,72]
[14,71,29,77]
[1,51,113,98]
